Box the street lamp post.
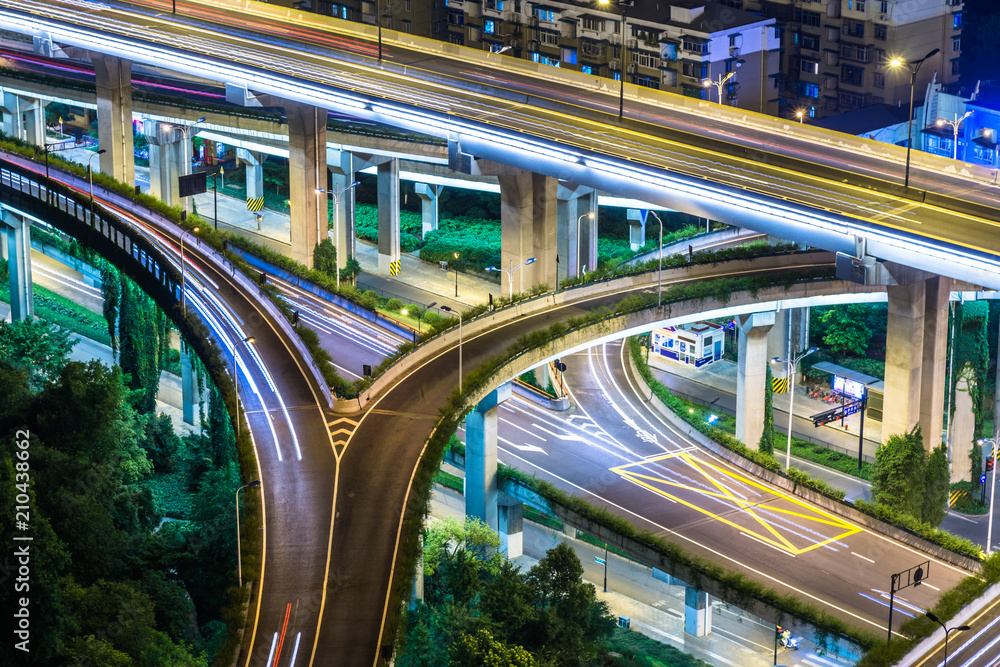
[316,180,360,289]
[453,252,460,297]
[576,211,595,277]
[978,437,997,553]
[925,611,970,667]
[180,226,200,316]
[889,49,940,189]
[936,111,973,161]
[88,148,107,218]
[485,257,536,298]
[440,305,462,393]
[599,0,635,120]
[795,109,805,124]
[772,347,819,469]
[702,71,737,104]
[234,336,255,437]
[236,480,261,587]
[648,211,664,308]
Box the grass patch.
[577,531,648,567]
[433,469,464,494]
[523,505,564,531]
[599,626,712,667]
[1,282,111,346]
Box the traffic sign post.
[888,561,929,644]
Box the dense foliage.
[398,518,617,666]
[871,427,951,527]
[0,328,241,664]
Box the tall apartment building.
[300,0,780,114]
[731,0,963,120]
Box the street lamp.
[936,111,973,161]
[236,480,261,587]
[702,71,736,104]
[316,180,360,289]
[576,211,595,277]
[234,336,255,437]
[889,49,940,189]
[647,211,664,308]
[795,109,806,124]
[772,346,819,469]
[977,437,997,554]
[598,0,635,120]
[453,252,460,297]
[402,301,435,339]
[180,226,200,316]
[485,257,536,297]
[88,148,107,217]
[924,611,970,667]
[440,305,463,393]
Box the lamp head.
[401,308,409,316]
[440,305,453,312]
[957,625,971,631]
[702,79,711,87]
[191,226,200,233]
[96,149,107,155]
[925,611,940,624]
[889,57,903,68]
[351,180,361,187]
[195,117,206,124]
[936,119,944,126]
[525,257,536,265]
[587,211,596,219]
[454,252,460,259]
[806,346,819,355]
[485,266,498,272]
[245,336,255,344]
[249,480,261,488]
[923,48,940,60]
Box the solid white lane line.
[851,552,875,564]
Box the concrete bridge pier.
[1,209,34,321]
[376,158,401,276]
[464,382,512,531]
[143,120,184,207]
[1,93,47,146]
[179,345,202,426]
[557,183,597,280]
[326,148,357,269]
[498,498,523,558]
[285,101,328,267]
[91,54,134,185]
[767,307,810,378]
[237,148,265,203]
[497,170,558,296]
[414,182,443,239]
[951,372,975,483]
[627,208,647,251]
[684,587,712,637]
[883,275,951,446]
[736,311,775,449]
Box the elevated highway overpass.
[1,0,999,290]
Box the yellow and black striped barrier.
[949,488,970,508]
[247,197,264,212]
[390,260,401,276]
[772,377,789,394]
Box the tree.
[142,412,182,472]
[313,238,337,277]
[340,255,362,285]
[819,304,873,356]
[424,516,502,577]
[524,543,616,664]
[758,363,775,455]
[450,628,537,667]
[99,259,121,356]
[0,318,76,390]
[922,445,951,527]
[871,427,926,519]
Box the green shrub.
[386,298,403,311]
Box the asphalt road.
[3,0,1000,282]
[3,153,339,667]
[910,592,1000,667]
[484,341,971,638]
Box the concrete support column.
[180,345,201,426]
[0,93,17,139]
[377,158,401,276]
[22,97,47,147]
[498,499,523,558]
[414,182,443,238]
[2,210,34,321]
[91,54,134,185]
[464,383,512,531]
[951,372,975,484]
[497,171,558,297]
[236,148,264,200]
[410,547,424,608]
[286,102,328,267]
[884,277,949,447]
[143,120,183,208]
[627,208,646,251]
[328,148,357,270]
[736,311,775,448]
[921,276,951,448]
[556,183,597,281]
[684,587,712,637]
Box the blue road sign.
[982,474,988,484]
[595,558,606,565]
